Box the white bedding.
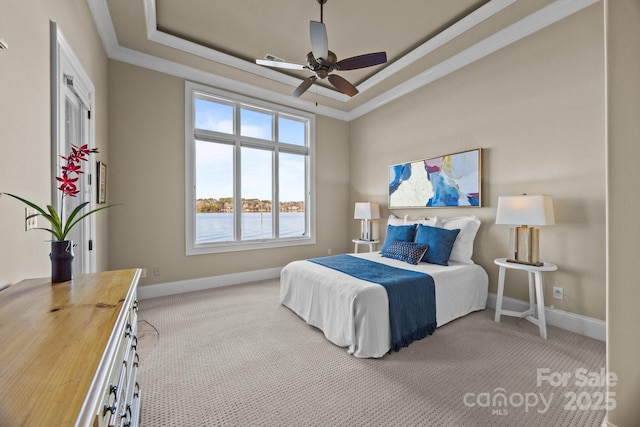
[280,251,488,358]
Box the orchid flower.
[2,144,115,242]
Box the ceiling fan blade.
[328,74,358,97]
[310,21,328,60]
[335,52,388,71]
[292,76,317,98]
[256,59,306,70]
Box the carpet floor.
[137,279,606,427]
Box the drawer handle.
[102,383,119,416]
[124,322,132,338]
[104,363,127,422]
[122,402,136,427]
[131,335,137,351]
[133,353,139,368]
[132,300,139,311]
[103,401,117,417]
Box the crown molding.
[87,0,599,121]
[347,0,600,120]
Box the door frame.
[50,21,97,274]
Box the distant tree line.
[196,198,304,213]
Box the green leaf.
[63,205,118,239]
[2,192,118,242]
[61,201,90,239]
[2,193,48,216]
[64,201,90,227]
[46,205,64,240]
[1,193,63,240]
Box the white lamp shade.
[495,195,555,226]
[354,202,380,220]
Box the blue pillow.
[381,240,429,265]
[414,225,460,266]
[380,224,416,253]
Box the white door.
[52,22,96,275]
[60,83,93,274]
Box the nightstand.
[493,257,558,339]
[352,239,379,253]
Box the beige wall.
[606,0,640,425]
[5,1,640,424]
[0,0,109,285]
[107,61,351,286]
[350,4,606,321]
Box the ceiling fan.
[255,0,387,98]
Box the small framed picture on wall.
[97,161,107,204]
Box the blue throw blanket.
[308,254,437,352]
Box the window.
[186,82,315,254]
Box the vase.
[50,240,74,283]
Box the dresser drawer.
[95,297,140,427]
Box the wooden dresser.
[0,269,141,427]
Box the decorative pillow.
[414,224,461,266]
[381,240,429,265]
[380,224,417,253]
[436,216,481,264]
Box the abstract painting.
[388,149,482,208]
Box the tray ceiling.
[90,0,597,120]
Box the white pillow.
[436,216,481,264]
[387,214,438,228]
[403,214,438,227]
[387,214,405,227]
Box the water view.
[196,212,305,243]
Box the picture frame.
[388,148,482,208]
[97,161,107,204]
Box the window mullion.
[273,147,279,238]
[194,129,236,145]
[278,145,309,156]
[273,114,279,238]
[234,107,242,242]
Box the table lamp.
[495,195,555,266]
[354,202,380,241]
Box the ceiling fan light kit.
[256,0,387,98]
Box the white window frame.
[185,81,316,255]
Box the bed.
[280,215,489,358]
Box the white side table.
[353,239,379,253]
[493,258,558,339]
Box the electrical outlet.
[553,286,564,300]
[153,266,161,276]
[25,208,37,231]
[140,268,147,278]
[328,248,332,255]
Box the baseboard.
[137,267,283,300]
[486,293,606,342]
